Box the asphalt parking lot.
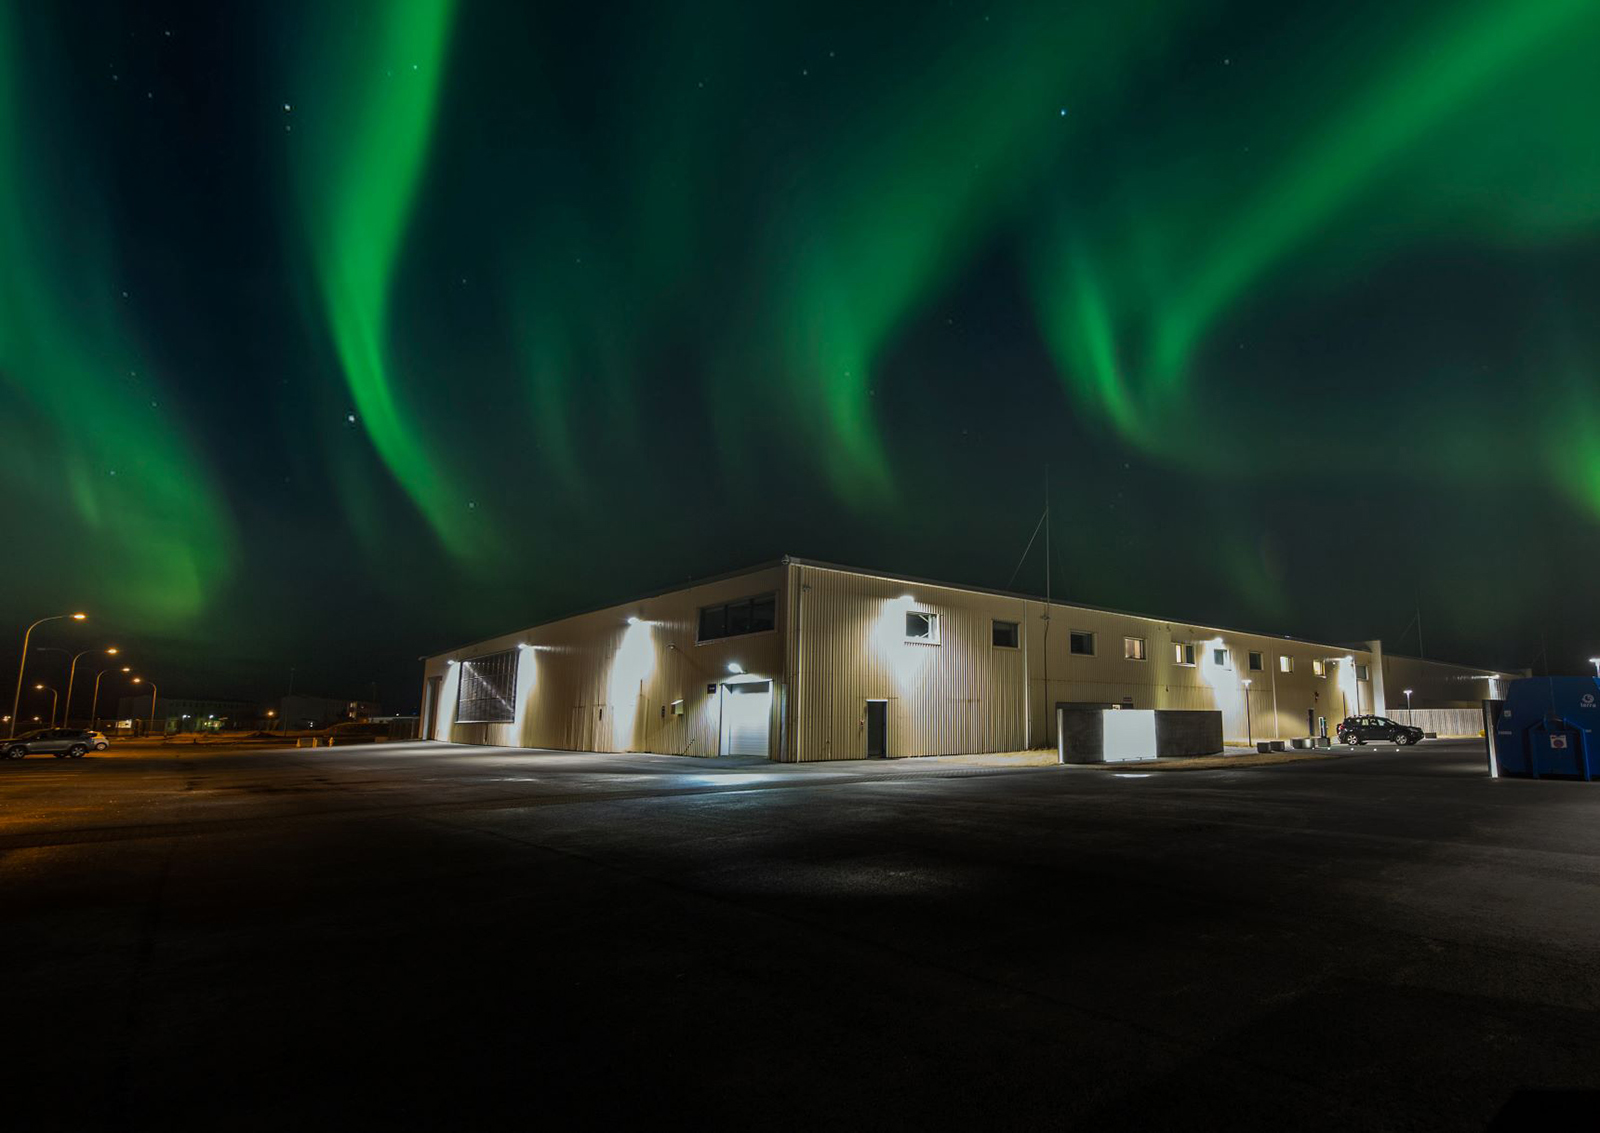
[4,738,1597,1129]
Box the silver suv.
[4,728,95,759]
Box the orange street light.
[131,677,159,736]
[9,612,86,738]
[91,665,134,731]
[33,683,59,727]
[64,646,118,729]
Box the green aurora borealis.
[2,0,1598,699]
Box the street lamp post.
[1404,688,1414,711]
[132,677,159,736]
[63,646,118,728]
[8,612,86,738]
[1242,679,1253,747]
[90,665,133,730]
[34,683,59,727]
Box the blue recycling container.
[1492,677,1600,780]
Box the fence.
[1387,708,1483,737]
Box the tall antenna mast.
[1044,464,1051,610]
[1042,465,1052,745]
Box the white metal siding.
[423,566,786,757]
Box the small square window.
[1248,651,1264,671]
[1312,659,1325,678]
[1174,642,1196,666]
[992,620,1019,649]
[1213,647,1230,668]
[1124,636,1147,661]
[905,611,939,643]
[1069,631,1095,656]
[1280,655,1294,673]
[1356,663,1369,681]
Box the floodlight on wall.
[727,662,744,674]
[627,616,640,625]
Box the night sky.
[3,0,1598,712]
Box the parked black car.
[3,728,96,759]
[1337,715,1424,746]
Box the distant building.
[275,695,379,729]
[110,693,380,733]
[114,696,259,732]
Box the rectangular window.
[992,620,1019,649]
[1213,647,1230,668]
[698,604,726,641]
[456,650,519,723]
[1248,651,1264,671]
[697,593,777,642]
[1070,631,1096,656]
[1124,636,1147,661]
[1279,655,1294,673]
[1174,642,1196,666]
[750,593,776,633]
[1312,659,1325,677]
[1356,663,1369,681]
[905,611,939,643]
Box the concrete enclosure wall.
[1154,711,1225,756]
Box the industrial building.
[420,557,1523,762]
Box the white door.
[721,681,772,757]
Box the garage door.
[722,681,772,757]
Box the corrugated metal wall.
[787,562,1520,755]
[425,558,1523,762]
[789,564,1028,760]
[1023,602,1376,746]
[421,566,787,758]
[1380,654,1514,709]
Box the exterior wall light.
[728,662,744,674]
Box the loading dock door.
[722,681,772,757]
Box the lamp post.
[63,646,118,728]
[34,683,59,727]
[1242,679,1253,747]
[91,665,133,730]
[9,612,86,738]
[131,677,159,737]
[1404,688,1414,711]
